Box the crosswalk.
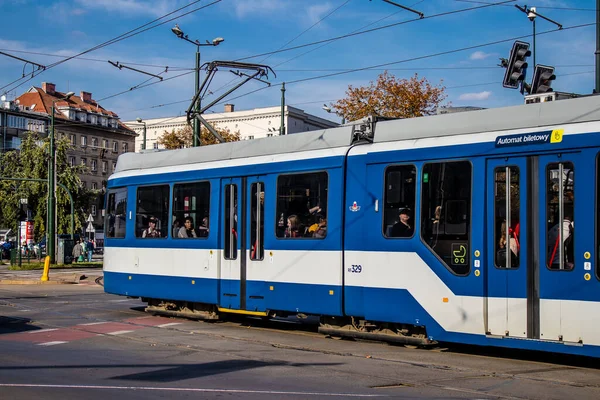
[0,316,181,347]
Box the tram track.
[3,290,600,397]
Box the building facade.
[11,82,136,232]
[125,104,338,152]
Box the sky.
[0,0,596,126]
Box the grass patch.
[7,262,103,271]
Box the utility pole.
[280,82,286,136]
[596,0,600,93]
[194,45,201,147]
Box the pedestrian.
[87,239,94,262]
[72,240,83,263]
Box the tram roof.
[115,124,355,174]
[115,95,600,174]
[374,94,600,143]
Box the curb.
[0,279,77,285]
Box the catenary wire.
[1,0,221,94]
[233,0,516,62]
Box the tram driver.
[391,208,414,237]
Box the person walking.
[72,240,83,263]
[86,239,94,262]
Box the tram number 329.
[348,264,363,273]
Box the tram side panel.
[103,175,221,305]
[262,162,345,317]
[343,146,488,342]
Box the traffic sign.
[87,214,94,223]
[86,222,95,233]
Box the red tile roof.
[15,86,133,133]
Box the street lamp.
[136,117,147,151]
[322,104,346,124]
[171,24,224,147]
[47,91,74,264]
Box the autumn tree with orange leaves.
[158,124,241,149]
[331,72,447,122]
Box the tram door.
[219,177,268,312]
[485,157,529,338]
[220,178,243,310]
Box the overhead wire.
[1,0,221,94]
[233,0,517,62]
[208,22,594,108]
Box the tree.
[0,133,96,241]
[157,124,241,150]
[331,72,448,122]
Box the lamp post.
[322,104,346,125]
[171,24,224,147]
[48,91,74,264]
[136,118,147,150]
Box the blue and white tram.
[104,95,600,357]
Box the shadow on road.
[0,316,38,334]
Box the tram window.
[135,185,169,238]
[493,167,521,269]
[546,162,574,271]
[250,182,265,260]
[224,184,238,260]
[420,161,472,275]
[383,165,416,238]
[105,188,127,238]
[276,172,328,239]
[172,182,210,239]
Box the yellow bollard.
[41,256,50,282]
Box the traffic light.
[530,64,556,94]
[502,41,531,89]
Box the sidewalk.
[0,262,104,285]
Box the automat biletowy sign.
[495,129,564,148]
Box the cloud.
[470,51,492,60]
[458,91,492,101]
[230,0,289,18]
[307,3,333,25]
[72,0,179,17]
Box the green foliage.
[0,132,96,241]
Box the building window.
[136,185,170,238]
[153,142,159,150]
[383,165,416,238]
[112,162,116,172]
[103,139,109,149]
[91,159,97,172]
[172,182,211,239]
[105,188,127,238]
[92,182,98,190]
[122,143,128,153]
[81,158,87,166]
[248,135,254,140]
[69,156,75,166]
[276,172,328,239]
[91,205,97,216]
[91,137,98,147]
[81,136,87,147]
[102,160,108,173]
[112,141,118,153]
[421,161,472,276]
[70,134,76,146]
[546,162,574,270]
